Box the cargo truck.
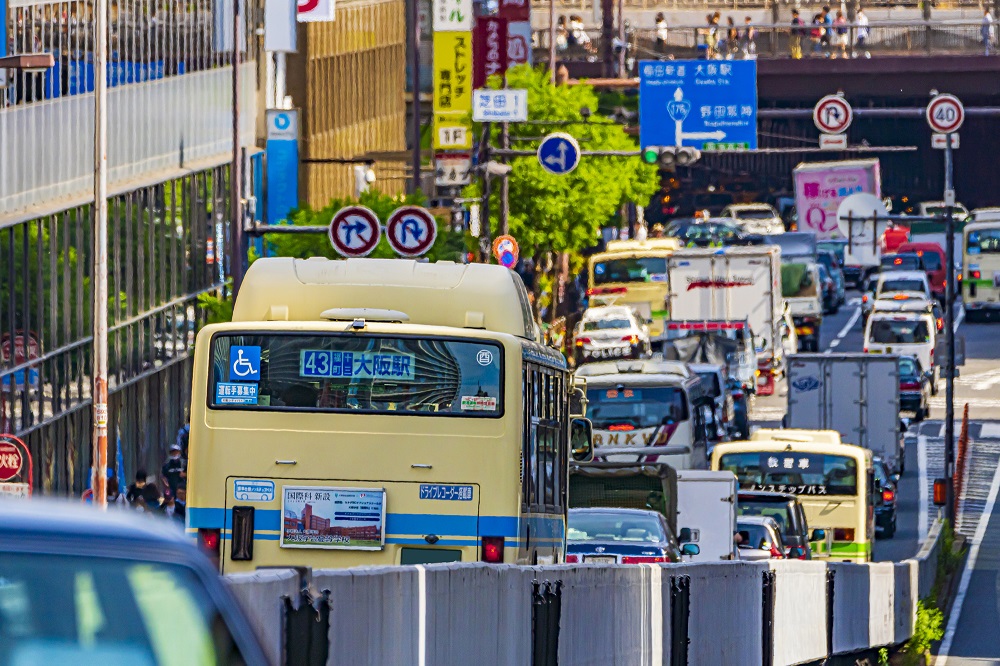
[676,470,739,561]
[785,353,904,473]
[666,247,785,395]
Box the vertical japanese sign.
[265,110,300,225]
[433,0,473,151]
[499,0,532,68]
[473,17,508,89]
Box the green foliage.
[198,283,235,325]
[901,600,944,665]
[467,65,659,260]
[879,647,890,666]
[261,189,467,263]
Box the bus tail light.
[565,554,579,563]
[621,556,667,564]
[198,528,221,558]
[230,506,255,561]
[833,528,855,542]
[482,536,505,563]
[934,479,948,506]
[882,488,896,504]
[971,270,981,279]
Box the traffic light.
[640,146,702,169]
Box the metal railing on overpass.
[226,519,947,665]
[534,0,984,11]
[535,20,998,64]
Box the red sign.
[0,439,24,482]
[926,94,964,134]
[328,206,381,258]
[498,0,530,22]
[0,332,40,365]
[474,17,508,89]
[385,206,437,257]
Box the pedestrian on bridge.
[984,9,995,56]
[655,13,668,54]
[855,9,870,57]
[789,9,805,59]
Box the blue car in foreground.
[0,499,269,665]
[565,507,699,564]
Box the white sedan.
[720,203,785,235]
[573,306,651,365]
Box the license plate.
[585,555,616,563]
[585,346,630,359]
[869,349,882,354]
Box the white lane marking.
[918,434,929,544]
[847,297,861,306]
[417,564,426,666]
[955,367,1000,391]
[824,306,863,354]
[935,456,1000,665]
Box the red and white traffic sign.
[926,94,964,134]
[813,95,853,134]
[329,206,381,257]
[385,206,437,257]
[492,234,519,268]
[0,438,24,482]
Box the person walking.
[726,16,739,59]
[855,8,870,57]
[821,6,834,57]
[655,12,669,54]
[833,10,848,58]
[161,443,187,498]
[811,13,825,56]
[790,9,805,59]
[983,9,995,56]
[741,16,757,59]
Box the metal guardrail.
[3,0,263,109]
[536,20,999,63]
[534,0,983,10]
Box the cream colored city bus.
[587,238,682,340]
[186,258,592,572]
[711,429,875,562]
[963,220,1000,322]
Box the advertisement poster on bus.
[793,159,881,240]
[281,486,386,550]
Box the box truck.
[786,353,903,473]
[676,470,738,561]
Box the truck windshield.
[871,320,930,344]
[209,333,504,417]
[586,386,688,429]
[593,257,668,284]
[719,451,858,495]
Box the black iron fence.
[0,164,231,494]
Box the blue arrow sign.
[537,133,581,175]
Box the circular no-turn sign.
[813,95,853,134]
[329,206,381,257]
[385,206,437,257]
[926,94,964,134]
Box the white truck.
[676,470,738,561]
[666,247,784,395]
[785,353,904,473]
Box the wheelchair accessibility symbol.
[229,346,261,381]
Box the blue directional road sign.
[537,132,581,175]
[639,60,757,151]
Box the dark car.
[873,456,899,538]
[879,253,923,273]
[565,507,698,564]
[736,491,824,560]
[817,239,860,288]
[665,219,761,248]
[0,499,269,665]
[899,354,932,421]
[816,250,846,307]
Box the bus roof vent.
[266,305,289,321]
[319,308,410,323]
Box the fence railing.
[534,0,984,11]
[0,165,231,492]
[536,20,999,65]
[4,0,263,108]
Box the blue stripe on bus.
[188,508,561,539]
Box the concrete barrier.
[224,568,300,666]
[770,560,828,666]
[224,521,947,666]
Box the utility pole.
[480,122,493,261]
[230,0,244,297]
[409,0,422,194]
[944,132,957,523]
[92,0,109,508]
[548,0,556,84]
[499,76,510,236]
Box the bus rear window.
[586,387,688,429]
[209,334,503,417]
[593,257,668,285]
[718,451,858,495]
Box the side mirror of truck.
[678,527,693,543]
[891,473,901,485]
[570,418,594,462]
[810,529,826,541]
[681,543,701,557]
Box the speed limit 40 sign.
[926,94,964,134]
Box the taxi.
[863,297,938,390]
